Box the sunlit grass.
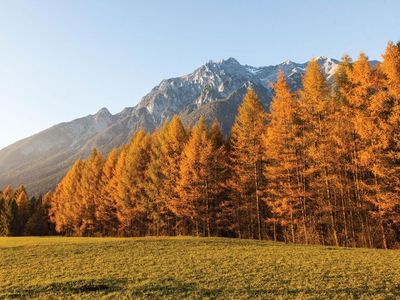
[0,237,399,299]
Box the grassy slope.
[0,237,399,299]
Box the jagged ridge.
[0,57,341,195]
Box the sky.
[0,0,399,149]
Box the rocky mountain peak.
[96,107,111,116]
[0,56,345,195]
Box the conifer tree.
[0,196,10,236]
[8,199,19,236]
[96,148,120,235]
[208,120,230,236]
[330,55,358,247]
[264,71,303,242]
[50,159,84,235]
[343,53,386,247]
[177,118,214,236]
[25,196,52,236]
[229,88,267,239]
[2,186,13,201]
[115,131,152,235]
[15,186,30,235]
[148,117,187,235]
[0,186,16,236]
[365,43,400,248]
[298,59,340,245]
[146,130,166,235]
[77,149,103,235]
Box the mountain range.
[0,56,341,195]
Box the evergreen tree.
[8,199,19,236]
[25,196,52,236]
[0,196,10,236]
[15,186,30,235]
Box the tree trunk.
[255,162,262,240]
[380,217,388,249]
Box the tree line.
[0,185,53,236]
[2,42,400,248]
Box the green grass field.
[0,237,399,299]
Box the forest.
[1,42,400,249]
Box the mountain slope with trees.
[0,57,343,195]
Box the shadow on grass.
[131,279,400,299]
[131,278,223,299]
[4,278,127,298]
[4,278,400,299]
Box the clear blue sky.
[0,0,399,149]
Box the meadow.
[0,237,399,299]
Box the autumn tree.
[77,149,103,236]
[96,148,120,235]
[208,120,230,236]
[338,53,384,247]
[115,131,152,235]
[298,59,341,245]
[23,40,400,248]
[177,118,214,236]
[50,160,84,235]
[264,71,303,242]
[229,88,267,239]
[363,43,400,248]
[147,116,187,235]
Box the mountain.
[0,57,341,195]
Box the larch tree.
[264,71,303,243]
[96,148,120,235]
[103,146,127,235]
[177,117,214,236]
[50,159,84,235]
[146,129,167,235]
[367,42,400,248]
[148,116,187,235]
[208,120,230,236]
[298,59,339,245]
[77,149,103,236]
[229,87,267,240]
[2,186,14,201]
[343,53,387,248]
[115,130,152,236]
[331,55,359,247]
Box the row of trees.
[0,186,53,236]
[48,117,228,238]
[4,42,400,248]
